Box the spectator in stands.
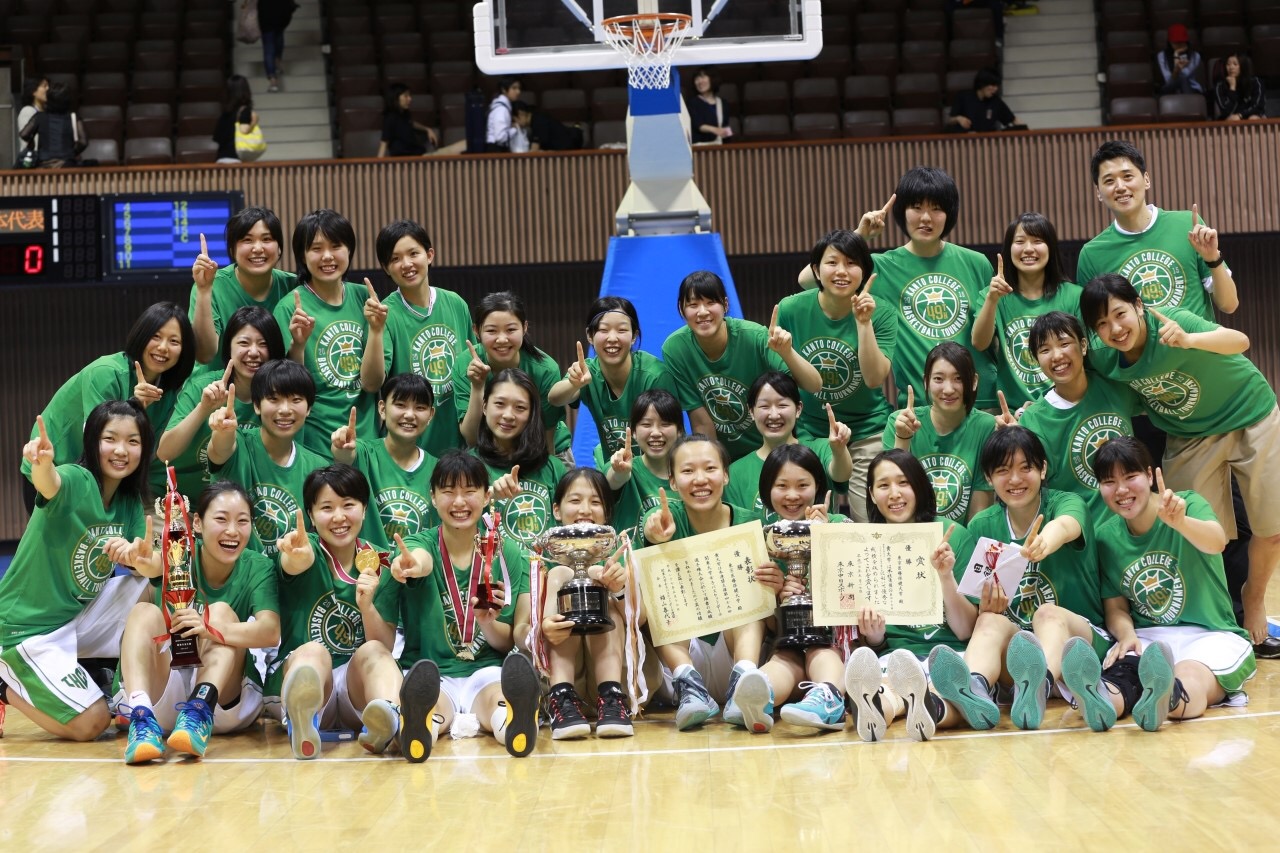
[18,82,86,169]
[16,76,48,137]
[486,78,523,152]
[213,75,260,164]
[947,69,1020,132]
[259,0,299,93]
[687,68,731,145]
[378,83,440,157]
[1157,24,1203,95]
[1213,54,1266,121]
[509,101,535,153]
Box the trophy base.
[775,601,832,650]
[170,633,202,669]
[559,582,615,636]
[473,581,502,611]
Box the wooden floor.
[5,641,1280,850]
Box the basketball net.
[602,12,693,89]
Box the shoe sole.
[283,665,323,760]
[550,719,592,740]
[595,721,634,738]
[1061,637,1116,733]
[166,727,209,759]
[501,655,540,757]
[676,700,715,731]
[885,649,935,742]
[125,738,166,765]
[733,671,774,734]
[399,660,441,762]
[845,647,888,742]
[928,646,999,731]
[359,699,399,756]
[1006,631,1048,730]
[1134,641,1175,733]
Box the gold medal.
[355,549,380,574]
[457,649,475,661]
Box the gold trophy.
[157,468,201,669]
[536,523,620,635]
[765,520,832,649]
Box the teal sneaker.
[358,698,400,755]
[124,705,166,765]
[673,668,718,731]
[166,699,214,758]
[1133,641,1176,733]
[1006,630,1049,730]
[721,663,752,727]
[780,681,845,731]
[1061,636,1117,732]
[283,664,323,760]
[846,646,888,742]
[732,670,775,733]
[927,645,1000,730]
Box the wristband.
[1206,255,1226,269]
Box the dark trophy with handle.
[765,520,832,649]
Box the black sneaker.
[547,684,592,740]
[500,654,541,757]
[596,686,634,738]
[399,659,441,763]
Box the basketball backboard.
[473,1,823,75]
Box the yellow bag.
[235,125,267,161]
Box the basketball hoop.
[602,13,693,90]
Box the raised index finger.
[1191,203,1200,228]
[296,508,306,534]
[1155,466,1167,495]
[134,360,148,386]
[294,291,301,310]
[769,303,779,332]
[199,233,208,256]
[394,532,410,558]
[623,427,632,454]
[1148,306,1170,325]
[576,340,586,369]
[348,406,357,432]
[1026,514,1044,542]
[510,464,520,486]
[467,340,480,361]
[906,384,915,410]
[226,383,236,414]
[659,486,669,514]
[881,193,896,217]
[365,277,379,302]
[996,253,1004,278]
[941,523,956,544]
[36,414,49,441]
[222,362,235,385]
[998,389,1012,418]
[827,402,838,428]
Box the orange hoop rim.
[602,12,693,38]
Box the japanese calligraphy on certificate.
[632,520,774,646]
[810,522,944,626]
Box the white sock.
[129,691,152,711]
[673,663,694,680]
[430,712,443,745]
[734,660,757,673]
[490,703,508,741]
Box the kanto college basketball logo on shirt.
[1008,569,1056,627]
[503,485,551,548]
[378,487,432,541]
[70,524,126,600]
[1003,315,1046,388]
[253,484,299,557]
[921,453,970,520]
[1120,250,1185,308]
[902,274,970,339]
[1130,371,1200,418]
[1070,413,1128,488]
[1123,551,1184,624]
[315,320,365,394]
[697,375,750,437]
[602,418,629,456]
[308,594,365,655]
[800,337,863,402]
[412,325,459,401]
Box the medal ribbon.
[319,537,386,585]
[440,527,482,649]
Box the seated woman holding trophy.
[730,444,852,734]
[641,434,784,731]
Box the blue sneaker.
[124,705,166,765]
[1006,630,1049,730]
[731,670,775,733]
[1133,641,1176,733]
[780,681,845,731]
[927,645,1000,730]
[167,699,215,758]
[283,664,323,760]
[721,663,751,727]
[358,699,401,755]
[1061,636,1117,732]
[673,668,718,731]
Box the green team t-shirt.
[641,501,760,546]
[986,283,1083,408]
[1097,492,1246,637]
[453,344,571,454]
[883,518,976,656]
[1017,378,1139,520]
[661,318,789,459]
[724,438,838,522]
[966,489,1104,629]
[573,350,678,459]
[606,450,670,547]
[384,287,474,456]
[881,407,996,521]
[0,465,145,645]
[209,428,329,558]
[471,451,567,552]
[21,352,180,496]
[375,530,529,677]
[272,282,392,456]
[267,534,380,695]
[164,367,260,500]
[1075,207,1216,322]
[775,289,900,442]
[1086,306,1276,437]
[350,438,438,548]
[872,243,998,409]
[188,265,297,369]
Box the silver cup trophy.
[537,523,620,635]
[764,520,833,649]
